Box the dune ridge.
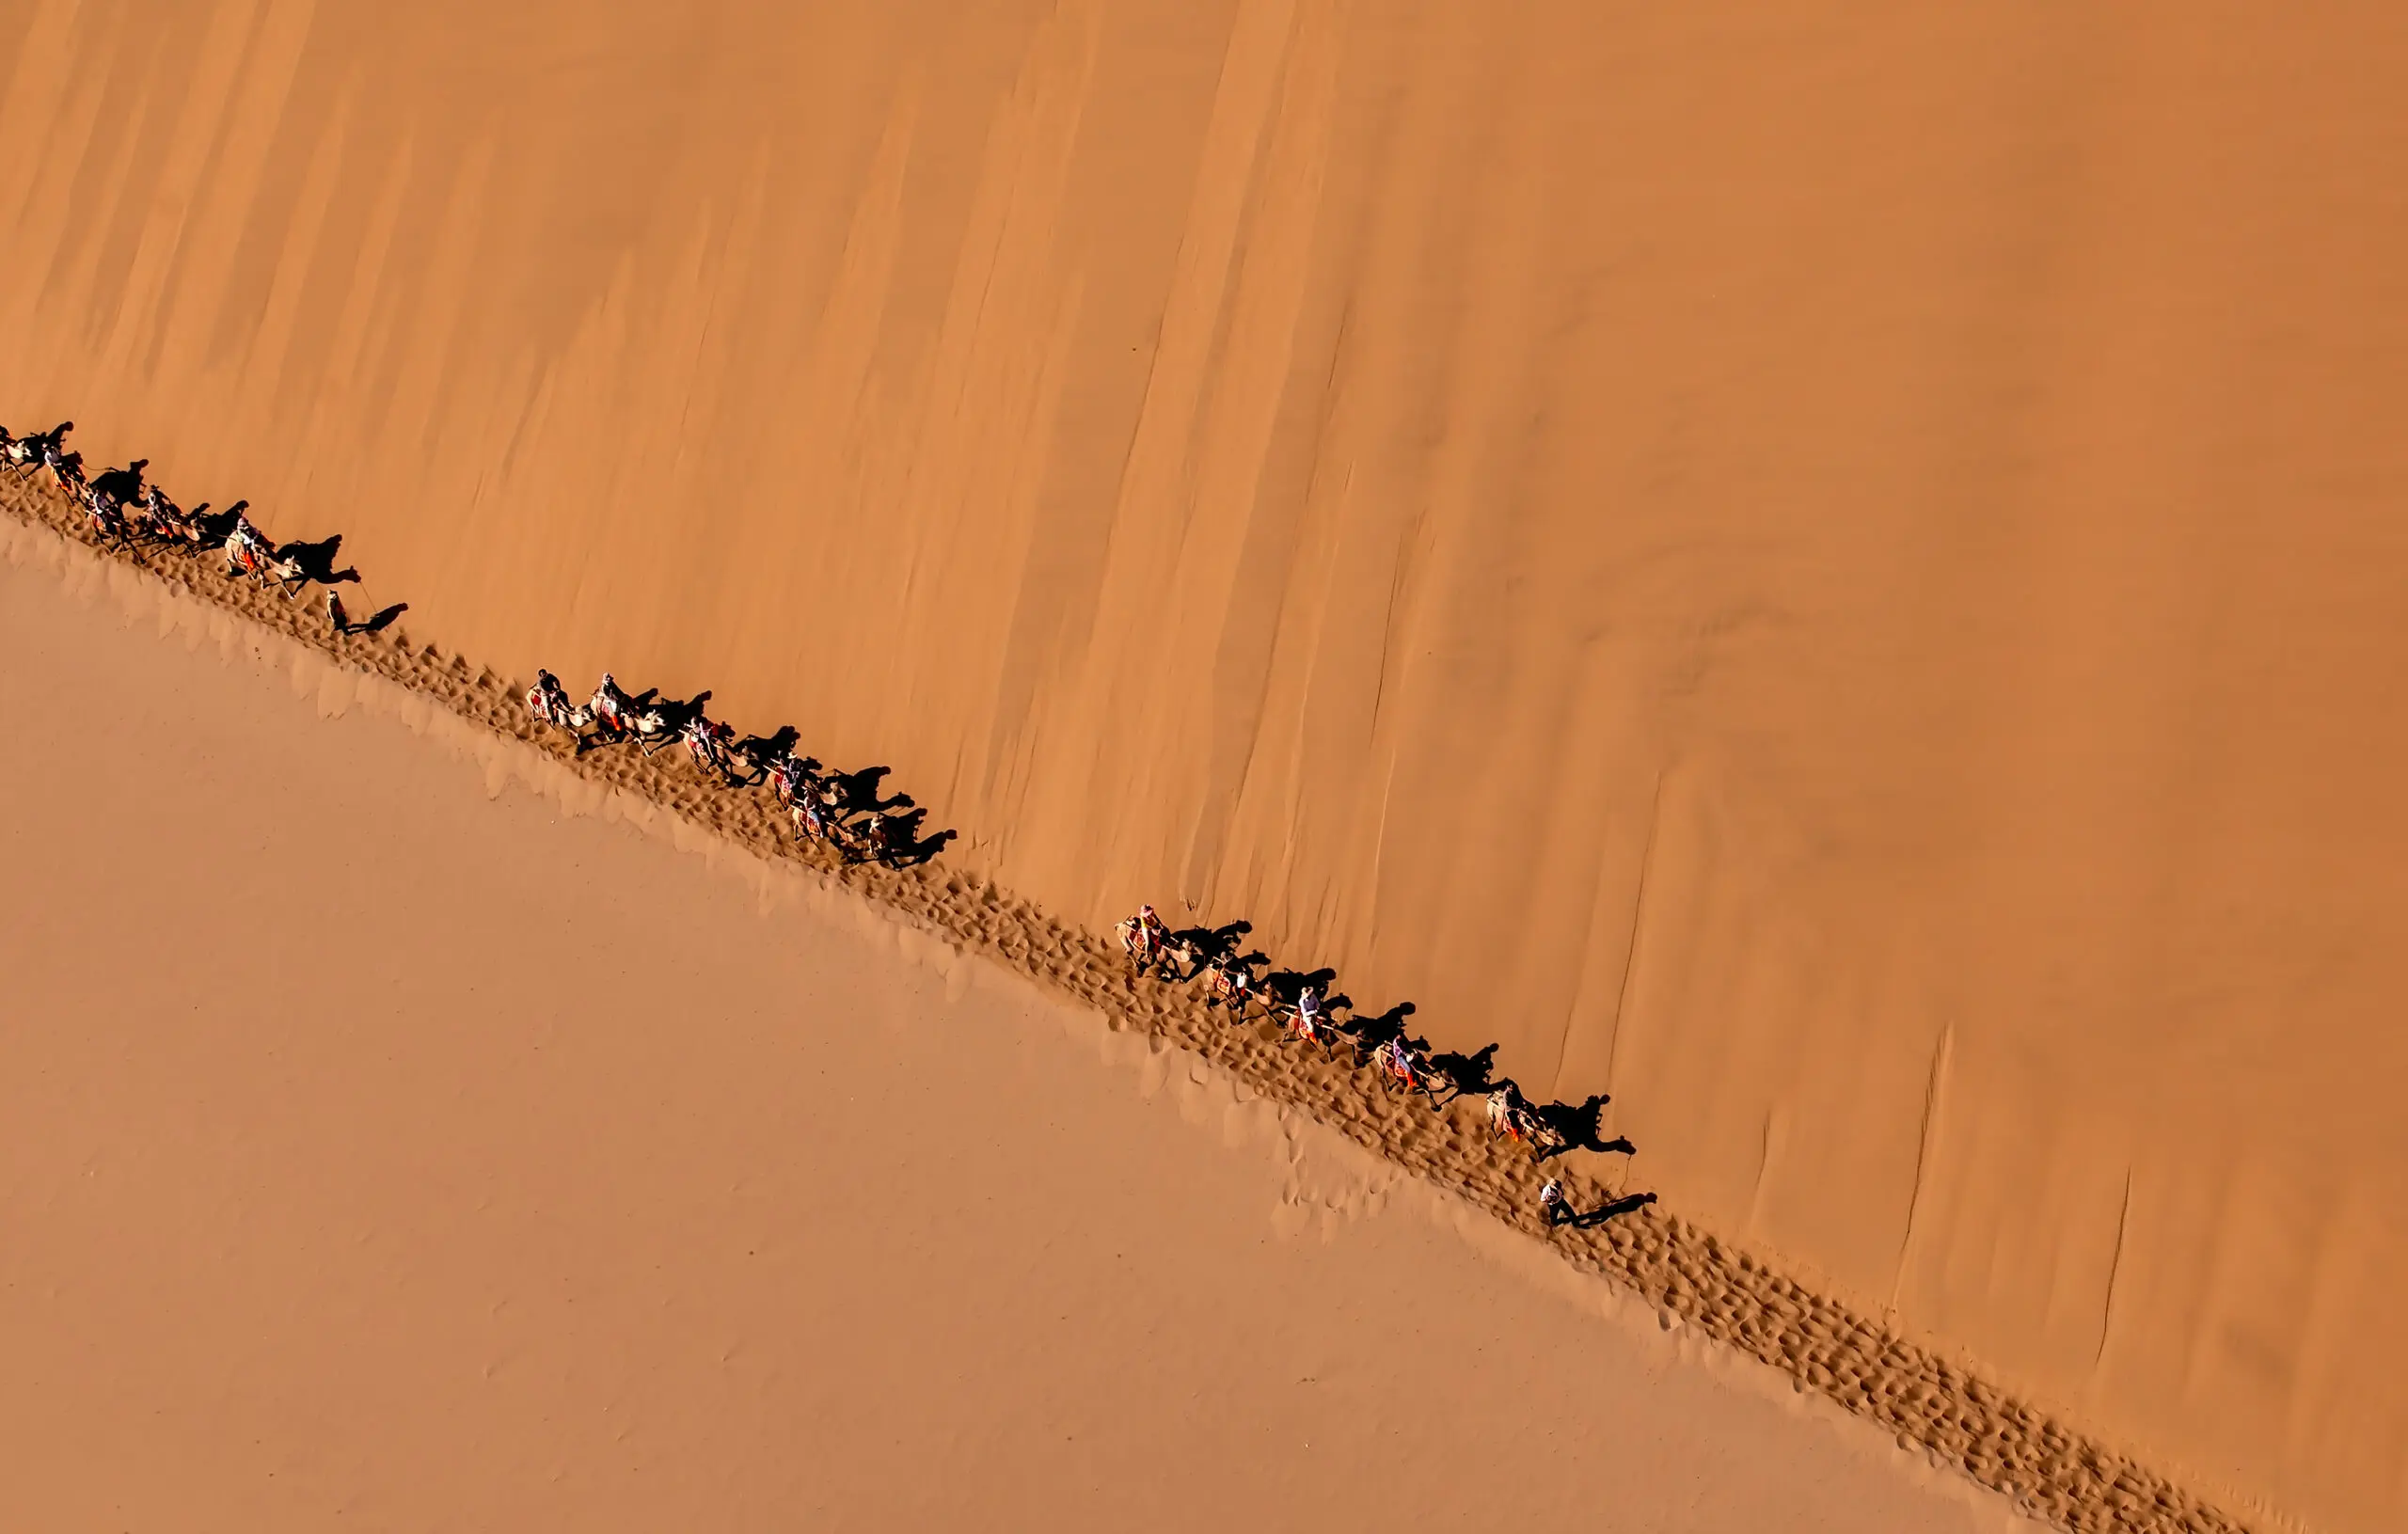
[8,6,2405,1526]
[3,462,2250,1534]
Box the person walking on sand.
[1540,1178,1569,1227]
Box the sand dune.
[2,455,2256,1534]
[4,3,2406,1529]
[0,510,2048,1532]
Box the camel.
[78,485,132,548]
[222,514,277,584]
[264,547,313,598]
[681,717,745,785]
[1372,1036,1444,1101]
[1117,909,1172,976]
[848,810,911,867]
[789,791,835,847]
[768,753,822,813]
[1202,958,1259,1016]
[1157,933,1208,981]
[628,690,708,756]
[1278,988,1339,1051]
[629,706,677,753]
[128,484,195,544]
[6,420,69,475]
[577,673,652,750]
[525,670,590,735]
[1484,1084,1568,1157]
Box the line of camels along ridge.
[1114,905,1655,1227]
[3,416,1654,1227]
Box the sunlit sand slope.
[0,530,2043,1533]
[2,2,2403,1527]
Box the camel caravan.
[6,416,1651,1227]
[1114,904,1654,1224]
[2,421,375,610]
[522,667,938,868]
[0,417,945,870]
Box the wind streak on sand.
[0,469,2255,1534]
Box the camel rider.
[590,672,630,733]
[227,511,267,562]
[770,754,803,805]
[686,717,731,775]
[1210,961,1252,1010]
[1297,987,1323,1033]
[1487,1086,1523,1140]
[1136,903,1171,955]
[796,794,831,841]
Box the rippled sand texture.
[2,3,2404,1529]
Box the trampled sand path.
[0,471,2257,1533]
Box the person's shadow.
[1565,1191,1657,1227]
[1262,968,1339,1006]
[894,819,957,866]
[730,725,800,785]
[328,593,408,635]
[192,501,245,545]
[1550,1189,1666,1227]
[826,766,913,816]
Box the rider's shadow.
[734,725,800,776]
[88,459,148,500]
[1262,968,1339,1005]
[331,597,408,636]
[276,533,362,585]
[193,502,244,542]
[1531,1094,1635,1162]
[828,766,912,815]
[1170,920,1252,963]
[1428,1042,1501,1101]
[894,825,956,867]
[1337,1002,1421,1063]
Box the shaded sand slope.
[0,531,2040,1533]
[3,3,2406,1526]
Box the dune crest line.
[0,464,2252,1534]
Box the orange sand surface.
[3,3,2406,1528]
[0,530,2044,1531]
